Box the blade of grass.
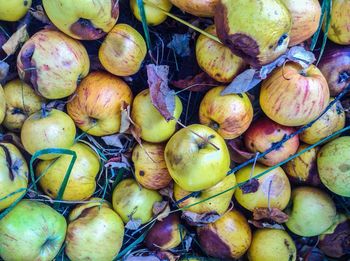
[317,0,332,65]
[310,0,327,51]
[115,228,150,260]
[137,0,152,50]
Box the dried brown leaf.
[120,102,131,133]
[125,218,142,230]
[171,71,218,92]
[240,178,259,194]
[29,5,51,24]
[253,207,289,223]
[2,24,28,56]
[249,220,285,230]
[153,201,171,221]
[182,211,221,226]
[159,182,174,200]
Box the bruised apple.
[0,0,32,21]
[42,0,119,40]
[131,0,172,26]
[67,71,133,136]
[170,0,218,17]
[99,24,147,77]
[260,63,329,126]
[17,30,90,99]
[325,0,350,45]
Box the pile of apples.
[0,0,349,260]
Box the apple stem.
[249,152,259,180]
[267,179,273,211]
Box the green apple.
[0,199,67,261]
[0,0,32,21]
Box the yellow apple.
[0,84,6,125]
[325,0,350,45]
[0,0,32,21]
[130,0,172,26]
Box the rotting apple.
[234,163,291,211]
[317,136,350,197]
[170,0,218,17]
[130,0,172,26]
[0,200,67,261]
[300,99,346,144]
[67,71,133,136]
[112,178,162,224]
[17,29,90,99]
[131,89,182,143]
[65,198,124,261]
[247,228,297,261]
[325,0,350,45]
[260,62,330,126]
[197,210,252,259]
[3,79,45,132]
[99,24,147,77]
[21,108,76,160]
[36,142,100,201]
[42,0,119,40]
[285,187,337,237]
[0,85,6,125]
[0,142,28,211]
[132,142,172,190]
[243,117,299,166]
[196,25,247,83]
[165,124,230,192]
[0,0,32,22]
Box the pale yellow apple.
[0,84,6,125]
[130,0,172,26]
[0,0,32,21]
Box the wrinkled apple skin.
[112,179,162,224]
[99,24,147,77]
[0,85,6,124]
[170,0,218,17]
[17,30,90,99]
[165,124,230,191]
[42,0,119,40]
[325,0,350,45]
[0,200,67,261]
[197,210,252,259]
[0,142,28,211]
[36,142,100,201]
[0,0,32,22]
[131,89,182,143]
[234,163,291,211]
[317,136,350,197]
[285,187,337,237]
[67,71,133,136]
[21,109,76,160]
[131,0,172,26]
[3,79,45,132]
[247,229,296,261]
[244,117,299,166]
[132,142,172,190]
[66,198,124,261]
[260,63,330,126]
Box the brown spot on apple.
[198,227,232,258]
[339,164,350,172]
[139,170,145,176]
[70,19,106,40]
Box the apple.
[244,117,299,166]
[196,26,247,83]
[300,99,345,144]
[130,0,172,26]
[131,89,182,143]
[174,174,236,215]
[260,63,330,126]
[0,142,28,211]
[99,24,147,77]
[317,136,350,197]
[21,108,76,160]
[132,142,172,190]
[36,142,100,201]
[3,79,45,132]
[199,86,253,139]
[0,26,8,59]
[247,228,297,261]
[0,84,6,124]
[0,0,32,21]
[65,198,124,260]
[17,29,90,99]
[234,163,291,211]
[0,200,67,261]
[112,178,162,224]
[325,0,350,45]
[197,210,252,259]
[67,71,133,136]
[285,187,337,237]
[170,0,218,17]
[42,0,119,40]
[165,124,230,191]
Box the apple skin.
[234,163,291,211]
[17,30,90,100]
[0,200,67,261]
[112,178,162,224]
[0,0,32,21]
[170,0,218,17]
[99,24,147,77]
[131,89,182,143]
[130,0,172,26]
[21,109,76,160]
[285,187,337,237]
[197,210,252,259]
[65,198,124,261]
[0,85,6,125]
[199,86,253,139]
[132,142,172,190]
[165,124,230,192]
[67,71,133,136]
[174,174,236,215]
[0,142,28,211]
[42,0,119,40]
[325,0,350,45]
[244,117,299,166]
[36,142,100,201]
[3,79,45,132]
[247,229,297,261]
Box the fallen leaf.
[240,178,259,194]
[221,68,261,95]
[153,201,171,221]
[227,139,255,163]
[125,255,160,261]
[0,61,9,82]
[171,71,218,92]
[120,102,131,133]
[287,46,316,68]
[104,161,128,169]
[125,218,142,230]
[182,235,193,251]
[101,134,127,148]
[2,24,28,56]
[167,33,191,57]
[249,220,285,230]
[253,207,289,223]
[182,211,221,226]
[159,182,174,200]
[29,5,51,24]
